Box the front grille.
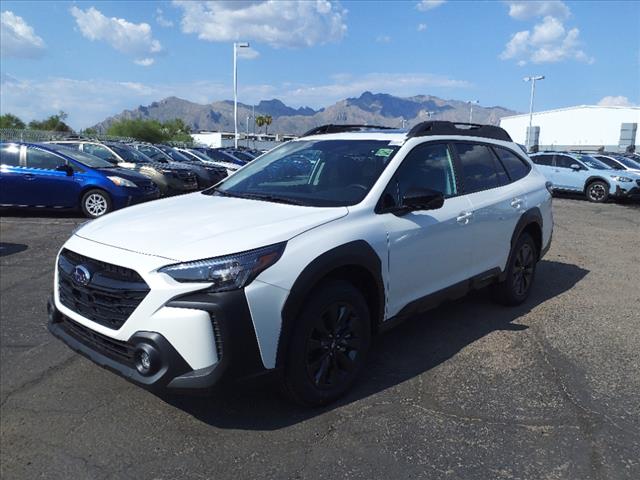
[59,315,135,366]
[176,170,195,180]
[142,182,158,192]
[58,249,149,330]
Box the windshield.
[615,156,640,169]
[577,154,608,170]
[50,147,115,168]
[595,156,624,170]
[157,145,191,162]
[110,145,151,163]
[202,148,245,163]
[185,149,213,162]
[209,139,400,207]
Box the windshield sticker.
[375,148,394,157]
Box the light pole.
[524,75,544,149]
[467,100,479,122]
[233,42,250,148]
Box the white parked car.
[48,121,553,406]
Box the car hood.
[75,192,348,262]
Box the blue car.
[0,142,160,218]
[530,151,640,203]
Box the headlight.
[610,175,633,182]
[158,168,176,176]
[107,176,138,187]
[158,243,286,292]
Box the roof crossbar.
[300,124,397,137]
[407,121,512,142]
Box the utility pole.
[524,75,545,149]
[233,42,249,149]
[467,100,479,123]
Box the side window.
[83,144,112,160]
[454,143,500,194]
[0,145,21,166]
[25,148,65,170]
[532,154,553,166]
[555,155,577,169]
[493,147,531,182]
[381,143,458,208]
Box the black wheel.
[493,233,537,306]
[586,180,609,203]
[281,280,371,407]
[80,189,112,218]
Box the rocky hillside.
[92,92,517,135]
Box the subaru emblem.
[72,265,91,286]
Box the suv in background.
[50,141,198,196]
[0,142,159,218]
[530,151,640,202]
[48,121,553,406]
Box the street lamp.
[233,42,250,149]
[467,100,479,122]
[523,75,545,149]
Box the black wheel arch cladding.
[277,240,384,369]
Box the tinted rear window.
[532,154,553,166]
[454,143,500,193]
[494,147,530,181]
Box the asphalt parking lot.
[1,198,639,480]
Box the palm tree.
[255,115,265,134]
[264,115,272,135]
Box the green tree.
[82,127,98,136]
[106,118,193,143]
[0,113,26,129]
[255,115,265,133]
[264,115,272,135]
[28,111,72,132]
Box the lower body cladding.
[48,289,269,392]
[613,184,640,199]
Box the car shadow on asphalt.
[0,243,29,257]
[159,259,589,430]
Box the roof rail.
[407,121,512,142]
[300,124,397,137]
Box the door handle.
[510,198,523,209]
[456,211,473,224]
[23,174,36,180]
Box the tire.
[281,280,372,407]
[493,233,538,306]
[585,180,609,203]
[80,189,112,218]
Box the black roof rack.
[300,124,397,137]
[407,121,512,142]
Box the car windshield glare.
[577,155,608,170]
[49,147,114,168]
[209,139,400,207]
[111,145,150,163]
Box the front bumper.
[613,184,640,199]
[47,289,268,392]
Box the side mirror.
[56,164,73,176]
[401,188,445,212]
[570,163,582,171]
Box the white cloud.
[501,2,593,65]
[506,1,570,20]
[1,71,471,129]
[376,35,391,44]
[173,0,347,48]
[134,58,155,67]
[70,6,162,65]
[1,10,45,58]
[155,8,174,27]
[597,96,636,107]
[417,23,427,31]
[416,0,446,11]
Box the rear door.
[23,147,82,207]
[452,142,524,275]
[530,154,555,183]
[0,144,28,205]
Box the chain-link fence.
[0,129,136,143]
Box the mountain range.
[92,91,518,136]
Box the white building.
[500,105,640,151]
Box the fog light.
[134,345,160,376]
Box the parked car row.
[0,140,261,218]
[529,150,640,203]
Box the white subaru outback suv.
[48,121,553,406]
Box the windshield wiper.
[240,193,307,206]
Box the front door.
[381,142,474,317]
[23,147,81,207]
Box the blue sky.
[1,0,638,129]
